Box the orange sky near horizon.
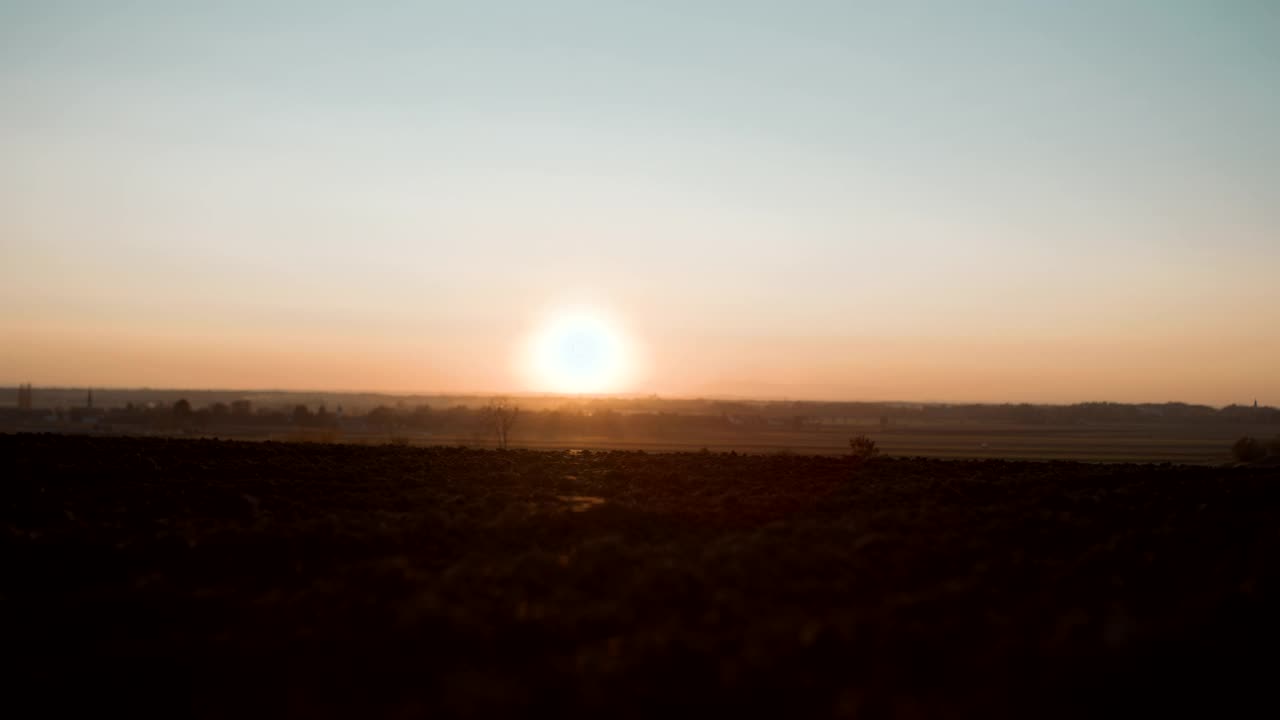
[4,296,1277,406]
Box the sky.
[2,1,1278,405]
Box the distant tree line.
[21,396,1279,437]
[901,402,1279,425]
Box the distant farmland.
[5,391,1275,464]
[261,421,1264,464]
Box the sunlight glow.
[528,307,631,394]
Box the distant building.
[17,383,33,410]
[231,400,253,417]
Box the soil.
[3,434,1278,718]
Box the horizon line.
[1,382,1269,411]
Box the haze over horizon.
[3,1,1278,406]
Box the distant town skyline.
[3,2,1278,406]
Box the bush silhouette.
[849,434,881,463]
[1231,436,1267,463]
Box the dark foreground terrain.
[4,434,1278,718]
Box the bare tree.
[482,397,520,450]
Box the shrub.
[1231,436,1267,463]
[849,434,881,463]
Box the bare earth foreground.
[4,434,1278,718]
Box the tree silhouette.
[482,398,520,450]
[367,406,396,432]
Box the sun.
[527,307,632,394]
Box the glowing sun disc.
[529,308,630,394]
